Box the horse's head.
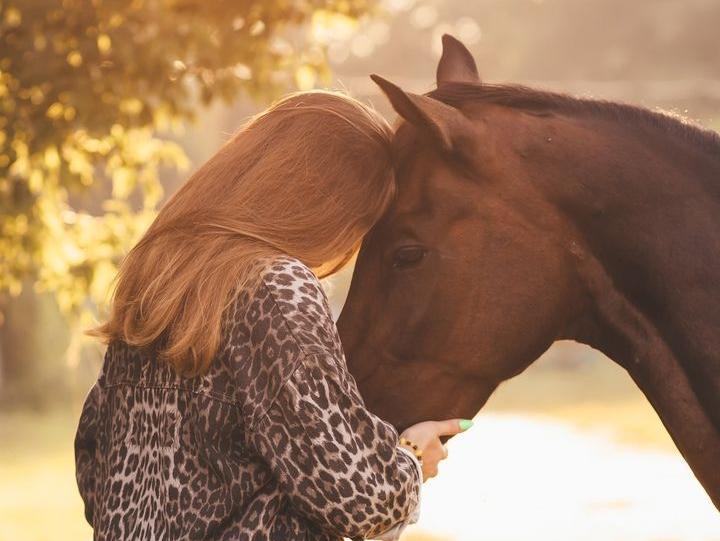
[337,35,720,509]
[337,36,586,432]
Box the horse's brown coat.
[338,35,720,509]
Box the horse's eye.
[392,246,426,269]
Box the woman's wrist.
[398,436,423,464]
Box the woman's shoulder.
[260,254,319,289]
[257,254,340,356]
[259,254,328,314]
[225,253,343,423]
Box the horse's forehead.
[393,149,440,213]
[389,130,464,221]
[393,126,445,189]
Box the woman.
[76,89,473,540]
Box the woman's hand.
[399,419,473,481]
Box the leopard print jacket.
[75,255,421,540]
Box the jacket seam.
[247,275,334,428]
[249,344,323,430]
[259,277,319,358]
[100,381,240,407]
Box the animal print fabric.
[75,255,421,540]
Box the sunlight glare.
[405,415,720,541]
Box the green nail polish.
[459,419,474,431]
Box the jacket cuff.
[372,445,423,540]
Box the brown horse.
[337,35,720,509]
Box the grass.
[0,410,92,541]
[485,341,676,451]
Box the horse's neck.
[545,117,720,342]
[547,119,720,507]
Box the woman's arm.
[248,349,421,540]
[74,382,102,526]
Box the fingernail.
[459,419,474,431]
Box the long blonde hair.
[87,90,396,375]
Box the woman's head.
[88,89,396,374]
[216,89,396,272]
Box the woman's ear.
[370,74,475,153]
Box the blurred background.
[1,0,719,539]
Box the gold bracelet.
[399,437,423,463]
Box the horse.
[336,34,720,509]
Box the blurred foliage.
[0,0,377,331]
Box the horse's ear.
[437,34,480,86]
[370,74,474,152]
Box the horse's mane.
[428,82,720,155]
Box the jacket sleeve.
[74,381,102,526]
[248,349,422,540]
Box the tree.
[0,0,376,317]
[0,0,377,404]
